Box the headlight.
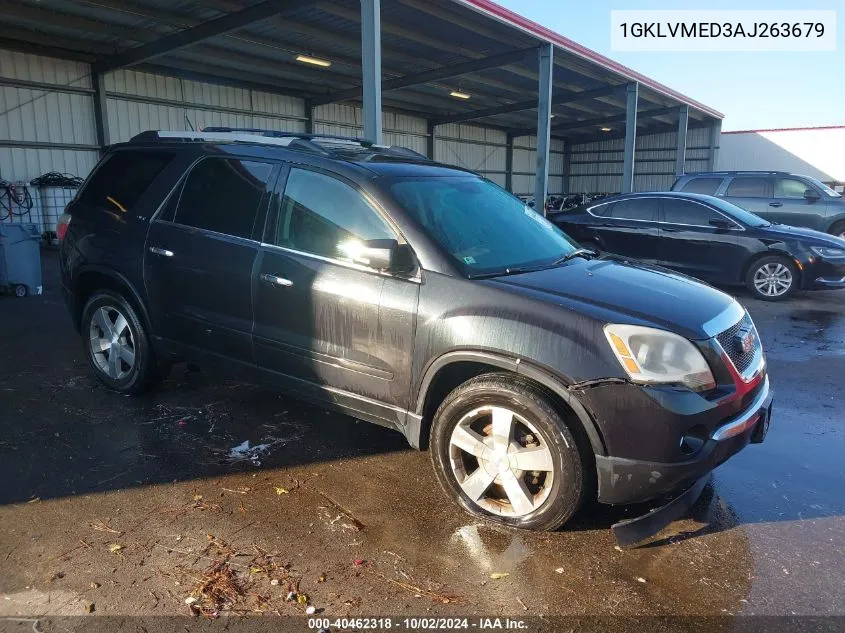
[603,324,715,392]
[810,246,845,258]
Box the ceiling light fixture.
[600,126,612,132]
[296,54,332,67]
[449,90,471,99]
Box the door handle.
[260,273,293,287]
[661,227,681,233]
[769,202,783,208]
[148,246,174,257]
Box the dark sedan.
[549,192,845,301]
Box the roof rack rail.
[128,129,431,161]
[683,170,792,176]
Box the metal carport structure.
[0,0,723,210]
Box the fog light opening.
[680,425,708,455]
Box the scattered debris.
[270,579,279,586]
[187,561,244,617]
[354,559,365,567]
[193,494,203,502]
[614,546,624,552]
[286,591,296,602]
[376,573,459,605]
[554,567,564,574]
[636,577,647,583]
[274,486,289,495]
[516,596,528,611]
[318,492,365,531]
[221,487,250,495]
[90,582,101,589]
[305,605,317,615]
[317,573,327,583]
[184,597,197,605]
[89,519,122,535]
[297,593,309,605]
[490,572,510,580]
[47,571,65,583]
[108,543,125,554]
[84,602,95,614]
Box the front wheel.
[745,255,798,301]
[429,374,585,531]
[81,291,162,394]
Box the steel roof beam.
[93,0,309,74]
[312,47,537,106]
[508,104,680,136]
[433,84,624,125]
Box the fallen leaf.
[297,593,309,605]
[84,602,95,613]
[490,572,510,580]
[554,568,564,574]
[193,494,203,501]
[274,486,289,495]
[108,544,124,554]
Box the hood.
[762,223,845,248]
[485,256,742,340]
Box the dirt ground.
[1,252,843,629]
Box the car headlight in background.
[810,246,845,259]
[604,324,716,392]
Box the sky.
[494,0,843,131]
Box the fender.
[72,264,153,333]
[413,350,607,456]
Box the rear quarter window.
[680,177,722,195]
[78,151,174,214]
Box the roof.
[0,0,722,143]
[723,125,845,135]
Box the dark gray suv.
[672,171,845,238]
[58,129,773,543]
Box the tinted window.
[662,199,725,226]
[726,177,770,198]
[175,158,272,239]
[79,151,173,211]
[275,168,394,260]
[680,177,722,195]
[589,202,614,217]
[774,178,811,199]
[610,198,656,221]
[387,176,578,276]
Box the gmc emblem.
[735,329,756,354]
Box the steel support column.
[675,105,689,176]
[92,71,110,151]
[707,119,722,170]
[534,43,553,215]
[505,133,514,192]
[621,82,638,193]
[305,99,314,134]
[360,0,382,144]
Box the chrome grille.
[716,313,759,375]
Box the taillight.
[56,212,72,241]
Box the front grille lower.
[716,313,760,375]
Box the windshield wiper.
[552,248,597,266]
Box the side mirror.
[336,239,415,273]
[709,218,735,229]
[804,188,821,201]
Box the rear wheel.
[81,291,164,394]
[430,373,585,531]
[829,221,845,240]
[745,255,797,301]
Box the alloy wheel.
[753,262,793,298]
[448,405,555,517]
[89,305,136,380]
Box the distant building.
[718,126,845,192]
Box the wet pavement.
[0,252,843,621]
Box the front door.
[657,197,742,283]
[770,176,827,231]
[252,166,419,417]
[144,156,275,363]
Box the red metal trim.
[723,125,845,135]
[455,0,725,120]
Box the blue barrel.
[0,223,42,297]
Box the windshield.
[386,176,578,277]
[705,196,771,227]
[804,176,841,198]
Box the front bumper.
[805,258,845,290]
[594,375,772,505]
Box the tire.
[829,221,845,241]
[429,373,585,531]
[80,291,162,394]
[745,255,798,301]
[14,285,27,298]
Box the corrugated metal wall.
[568,126,712,193]
[511,135,565,196]
[313,103,429,156]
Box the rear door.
[144,156,275,363]
[770,176,827,230]
[723,176,773,219]
[590,198,659,263]
[252,165,419,416]
[657,197,743,283]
